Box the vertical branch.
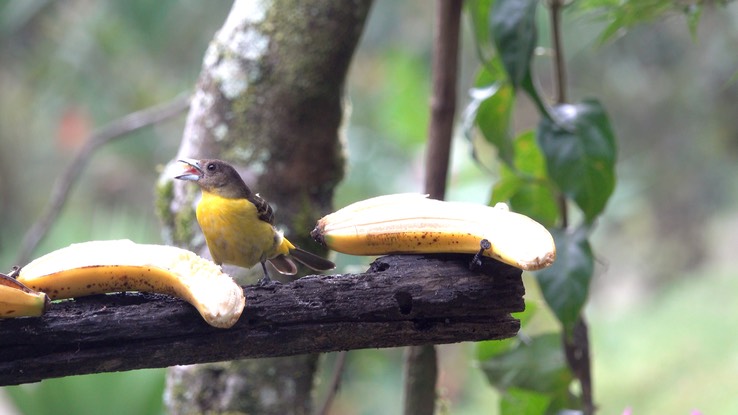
[405,1,462,415]
[423,0,463,200]
[565,317,594,415]
[403,345,439,415]
[550,0,567,106]
[549,1,593,414]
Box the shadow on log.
[0,254,524,386]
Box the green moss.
[154,179,174,226]
[173,203,197,246]
[154,176,199,246]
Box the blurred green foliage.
[574,0,736,41]
[5,369,166,415]
[1,0,738,414]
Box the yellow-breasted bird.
[175,159,335,284]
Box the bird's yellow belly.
[196,194,280,268]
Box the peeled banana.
[17,240,245,328]
[0,272,49,318]
[311,193,556,271]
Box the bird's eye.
[207,163,216,171]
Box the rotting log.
[0,254,524,386]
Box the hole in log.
[394,291,413,315]
[369,261,390,272]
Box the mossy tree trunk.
[158,0,372,413]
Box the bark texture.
[158,0,373,413]
[0,254,524,387]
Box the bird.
[175,158,335,285]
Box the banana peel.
[17,240,245,328]
[311,193,556,271]
[0,271,49,318]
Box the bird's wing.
[249,193,274,224]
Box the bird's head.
[175,159,250,198]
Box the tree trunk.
[157,0,372,413]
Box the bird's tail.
[288,247,335,271]
[268,255,298,275]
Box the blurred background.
[1,1,738,414]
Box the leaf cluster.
[465,0,619,413]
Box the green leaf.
[537,99,617,223]
[479,333,573,395]
[465,0,496,64]
[476,301,538,361]
[535,227,594,331]
[465,58,516,166]
[500,387,550,415]
[684,4,702,40]
[491,131,559,227]
[574,0,655,41]
[490,0,538,89]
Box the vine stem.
[549,0,569,229]
[549,1,593,414]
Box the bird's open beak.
[175,159,203,181]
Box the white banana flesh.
[312,194,556,271]
[17,240,245,328]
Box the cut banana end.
[312,194,556,271]
[17,240,245,328]
[0,273,49,318]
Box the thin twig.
[550,0,568,106]
[317,351,348,415]
[15,94,191,265]
[549,0,569,228]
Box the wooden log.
[0,254,524,386]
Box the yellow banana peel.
[0,272,49,318]
[17,240,245,328]
[311,193,556,271]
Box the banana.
[311,194,556,271]
[17,240,245,328]
[0,272,49,318]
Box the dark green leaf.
[521,70,548,117]
[465,58,515,167]
[537,99,617,223]
[491,131,559,227]
[479,333,573,394]
[500,387,550,415]
[535,227,594,331]
[490,0,538,89]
